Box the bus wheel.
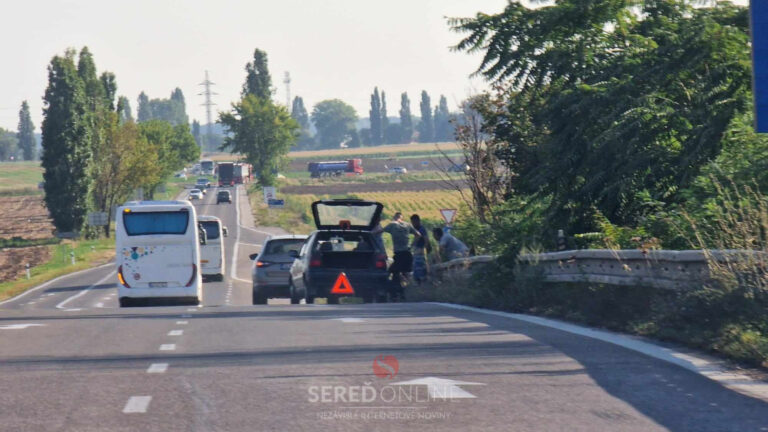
[119,298,133,307]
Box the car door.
[291,234,312,291]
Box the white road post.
[70,250,75,265]
[25,263,30,280]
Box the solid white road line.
[147,363,169,374]
[123,396,152,413]
[433,302,768,402]
[159,344,176,351]
[176,320,188,325]
[186,308,197,312]
[55,271,116,310]
[0,324,45,330]
[168,330,183,336]
[0,263,113,307]
[230,185,242,282]
[181,314,191,318]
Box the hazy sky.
[0,0,749,132]
[0,0,516,131]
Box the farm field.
[0,195,54,240]
[0,161,43,193]
[288,142,460,159]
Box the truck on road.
[218,162,235,187]
[234,163,252,184]
[308,159,363,178]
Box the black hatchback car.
[216,190,232,204]
[288,199,389,304]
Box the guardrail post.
[70,251,75,266]
[25,263,30,280]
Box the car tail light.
[375,254,387,269]
[310,256,322,267]
[117,265,131,288]
[256,261,272,268]
[186,264,197,287]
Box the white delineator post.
[25,263,30,280]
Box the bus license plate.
[149,282,168,288]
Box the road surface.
[1,186,767,431]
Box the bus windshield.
[123,211,189,236]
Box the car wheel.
[305,294,315,304]
[216,274,224,282]
[361,293,374,304]
[252,288,267,305]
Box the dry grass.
[289,142,460,159]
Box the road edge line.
[0,262,114,306]
[56,270,116,309]
[431,302,768,402]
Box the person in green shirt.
[374,212,420,300]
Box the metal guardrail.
[432,249,765,289]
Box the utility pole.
[198,71,217,149]
[284,71,291,113]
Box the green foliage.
[311,99,358,149]
[369,87,382,146]
[417,91,433,142]
[41,49,92,234]
[399,92,413,143]
[17,101,36,161]
[116,96,133,123]
[433,95,452,141]
[381,91,390,144]
[136,88,189,126]
[0,127,18,161]
[242,48,272,99]
[291,96,315,150]
[219,94,298,186]
[138,120,197,196]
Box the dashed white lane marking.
[186,308,197,312]
[123,396,152,413]
[176,321,188,325]
[56,271,116,310]
[95,302,104,308]
[63,308,82,312]
[181,314,192,318]
[102,297,111,300]
[168,330,183,336]
[332,318,365,323]
[147,363,169,374]
[159,344,176,351]
[0,324,45,330]
[45,293,55,297]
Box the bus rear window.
[200,221,220,240]
[123,211,189,236]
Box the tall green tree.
[399,92,413,143]
[242,48,272,99]
[41,49,92,233]
[312,99,358,149]
[192,119,202,147]
[100,72,117,111]
[170,88,189,125]
[219,94,298,185]
[369,87,382,145]
[0,128,18,161]
[17,100,36,160]
[137,92,150,123]
[418,91,433,142]
[434,95,452,141]
[77,47,106,112]
[291,96,315,149]
[117,96,133,123]
[381,91,390,143]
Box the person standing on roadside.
[374,212,420,300]
[432,227,469,262]
[410,214,431,284]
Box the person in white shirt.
[432,228,469,261]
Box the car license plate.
[281,264,291,270]
[149,282,168,288]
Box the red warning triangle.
[331,272,355,295]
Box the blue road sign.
[752,1,768,132]
[268,199,285,209]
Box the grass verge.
[0,237,115,302]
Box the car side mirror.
[289,250,299,259]
[222,227,229,237]
[249,253,259,261]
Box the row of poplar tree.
[40,47,199,237]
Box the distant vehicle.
[447,163,469,173]
[174,172,187,179]
[233,163,253,184]
[188,189,203,200]
[218,162,235,186]
[114,200,204,307]
[198,215,227,281]
[250,235,308,304]
[288,199,388,304]
[195,178,211,189]
[216,190,232,204]
[388,166,407,174]
[200,159,215,175]
[308,159,363,178]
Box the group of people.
[374,212,469,300]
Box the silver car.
[250,235,308,304]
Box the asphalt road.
[1,186,767,431]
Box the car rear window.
[313,233,378,253]
[200,221,221,240]
[123,211,189,236]
[263,239,305,255]
[218,191,230,197]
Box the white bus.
[115,200,204,307]
[198,215,227,281]
[200,159,215,175]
